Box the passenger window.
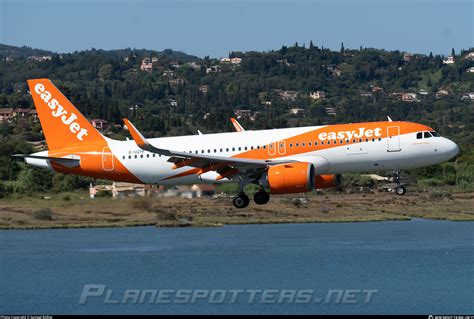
[140,154,143,158]
[251,146,254,150]
[315,141,318,146]
[232,147,235,151]
[333,140,337,144]
[424,132,432,138]
[153,154,156,157]
[340,140,343,144]
[128,155,131,159]
[245,146,248,150]
[147,154,150,158]
[372,138,375,142]
[134,155,137,159]
[378,138,382,141]
[296,143,299,147]
[309,142,312,146]
[302,142,305,147]
[263,145,267,149]
[289,143,293,147]
[257,146,260,149]
[238,147,241,151]
[226,148,229,152]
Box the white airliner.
[17,79,459,208]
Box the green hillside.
[0,43,473,195]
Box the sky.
[0,0,472,57]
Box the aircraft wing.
[123,118,295,180]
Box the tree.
[427,76,432,87]
[340,42,345,55]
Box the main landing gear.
[253,190,270,205]
[233,192,250,209]
[232,180,271,209]
[232,190,271,208]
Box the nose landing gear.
[392,170,406,196]
[395,186,406,195]
[381,170,407,195]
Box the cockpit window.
[416,132,423,139]
[424,132,432,138]
[430,131,440,137]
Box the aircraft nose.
[444,139,459,159]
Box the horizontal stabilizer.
[12,154,81,168]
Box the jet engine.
[260,162,315,194]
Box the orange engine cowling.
[264,162,315,194]
[314,174,342,190]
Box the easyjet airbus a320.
[17,79,459,208]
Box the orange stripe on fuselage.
[48,141,143,183]
[234,121,431,160]
[162,121,432,181]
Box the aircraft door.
[102,147,115,171]
[387,126,401,152]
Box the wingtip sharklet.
[123,118,148,147]
[123,118,172,156]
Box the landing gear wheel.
[233,193,250,208]
[254,191,270,205]
[395,186,406,196]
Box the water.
[0,219,472,314]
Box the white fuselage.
[103,123,458,185]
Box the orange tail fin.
[27,79,104,150]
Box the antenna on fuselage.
[197,130,203,135]
[387,116,393,122]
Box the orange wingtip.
[230,117,244,132]
[123,118,146,146]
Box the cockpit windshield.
[417,131,441,139]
